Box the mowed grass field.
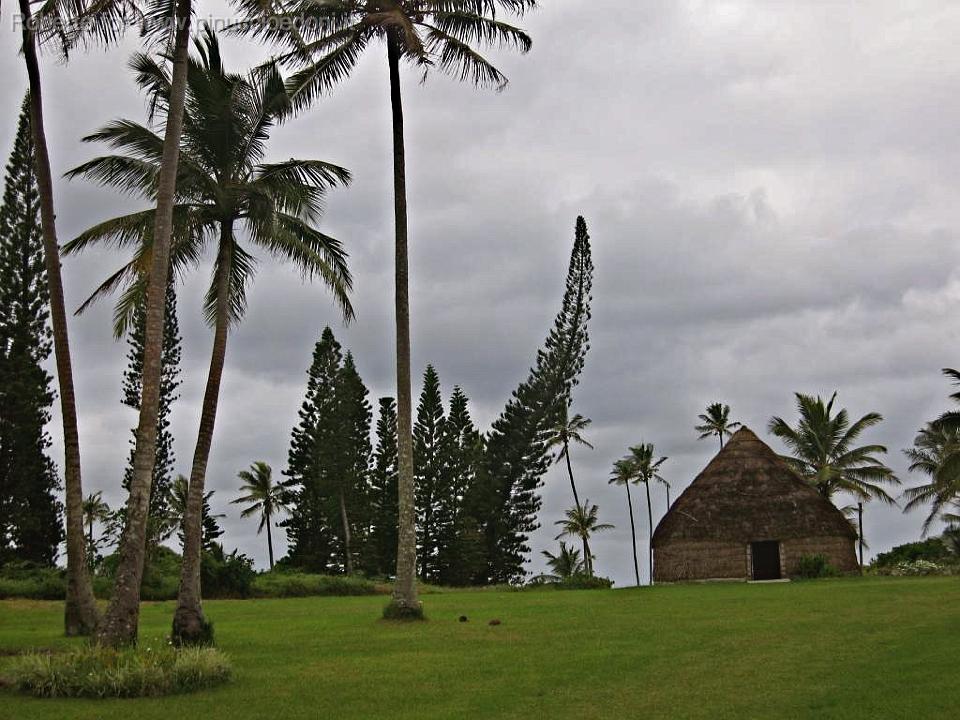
[0,577,957,719]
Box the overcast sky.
[2,1,959,585]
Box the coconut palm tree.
[608,458,641,587]
[903,421,960,536]
[163,474,225,549]
[627,443,668,586]
[234,0,538,619]
[81,491,112,562]
[769,392,899,504]
[57,0,198,648]
[232,461,289,570]
[554,500,613,577]
[658,475,672,511]
[545,404,593,511]
[696,402,741,450]
[15,0,106,636]
[65,28,354,644]
[540,542,583,581]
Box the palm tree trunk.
[857,502,864,572]
[339,490,354,575]
[626,484,639,587]
[563,441,582,511]
[18,0,100,637]
[173,221,233,644]
[386,32,420,617]
[666,487,671,511]
[582,536,593,576]
[719,433,724,450]
[266,510,274,571]
[645,481,654,586]
[97,0,192,648]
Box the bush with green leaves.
[10,644,231,698]
[526,573,614,590]
[872,538,953,568]
[794,554,837,579]
[0,563,65,600]
[251,571,381,598]
[201,546,256,599]
[885,560,951,576]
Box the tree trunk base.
[172,604,214,646]
[64,596,100,637]
[382,599,424,621]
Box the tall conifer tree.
[283,327,343,572]
[119,280,182,550]
[0,98,62,564]
[331,352,372,574]
[477,217,594,583]
[413,365,448,580]
[434,387,485,586]
[366,398,399,577]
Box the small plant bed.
[8,643,231,698]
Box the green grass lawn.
[0,577,957,719]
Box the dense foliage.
[0,97,62,566]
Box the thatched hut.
[652,427,858,582]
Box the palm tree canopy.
[63,26,354,336]
[769,392,899,504]
[82,491,111,523]
[903,420,960,535]
[233,0,537,108]
[627,443,668,485]
[608,458,635,487]
[544,405,593,462]
[232,461,290,533]
[541,542,582,579]
[695,402,741,442]
[554,500,614,542]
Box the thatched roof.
[653,427,856,545]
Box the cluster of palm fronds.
[902,369,960,535]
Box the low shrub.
[0,562,67,600]
[526,574,614,590]
[882,559,953,577]
[201,547,256,599]
[251,571,382,598]
[794,554,837,579]
[9,644,231,698]
[872,538,953,568]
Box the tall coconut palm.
[162,474,225,548]
[15,0,104,636]
[937,368,960,431]
[81,491,112,562]
[609,458,641,587]
[695,402,741,450]
[903,421,960,536]
[658,476,672,511]
[66,0,198,648]
[234,0,538,619]
[540,542,583,581]
[769,392,899,504]
[65,28,354,644]
[232,461,289,570]
[627,443,667,586]
[545,404,593,511]
[554,500,613,577]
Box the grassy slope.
[0,577,957,719]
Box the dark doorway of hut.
[751,541,781,580]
